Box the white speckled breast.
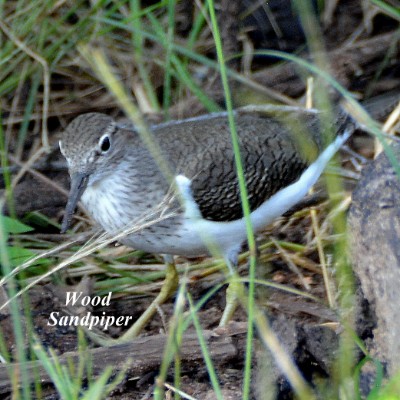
[80,167,207,255]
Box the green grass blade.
[188,294,223,400]
[370,0,400,21]
[162,0,175,116]
[205,2,257,399]
[129,0,160,111]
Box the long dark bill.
[61,172,89,233]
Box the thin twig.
[10,148,47,190]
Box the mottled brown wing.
[156,114,316,222]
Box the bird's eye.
[98,134,111,154]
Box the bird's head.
[59,112,121,233]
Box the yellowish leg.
[218,243,260,326]
[219,278,242,327]
[218,252,246,327]
[86,260,179,346]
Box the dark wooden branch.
[0,330,238,394]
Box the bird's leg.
[219,278,241,327]
[219,251,244,327]
[86,255,179,346]
[174,174,244,326]
[119,254,179,340]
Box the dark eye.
[99,135,111,153]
